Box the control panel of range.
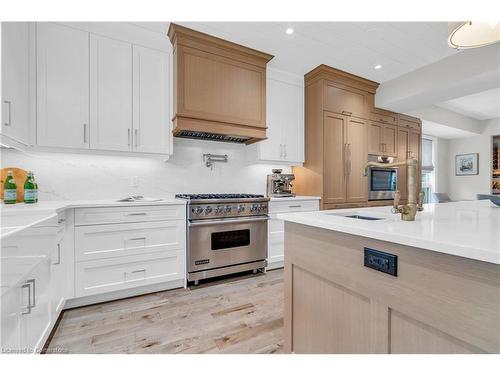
[188,201,268,220]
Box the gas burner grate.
[176,193,264,200]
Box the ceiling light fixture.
[285,28,294,35]
[374,64,382,70]
[448,21,500,49]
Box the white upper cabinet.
[90,34,133,151]
[37,23,89,149]
[1,22,32,146]
[253,68,304,164]
[133,45,171,155]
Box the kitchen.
[0,2,499,370]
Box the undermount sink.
[343,214,384,221]
[325,212,384,221]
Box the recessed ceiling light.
[285,28,294,35]
[374,64,382,70]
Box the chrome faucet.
[364,158,424,221]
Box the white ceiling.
[422,120,478,139]
[436,88,500,120]
[131,22,456,83]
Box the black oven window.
[371,169,397,191]
[211,229,250,250]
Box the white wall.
[0,139,291,201]
[446,118,500,200]
[435,137,449,194]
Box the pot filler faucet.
[364,158,424,221]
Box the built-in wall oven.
[176,194,269,285]
[367,155,398,200]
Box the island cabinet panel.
[284,222,499,354]
[291,266,371,353]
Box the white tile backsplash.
[0,138,291,201]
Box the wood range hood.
[168,23,274,144]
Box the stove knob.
[237,205,246,213]
[224,205,232,213]
[193,207,203,215]
[204,206,213,214]
[250,204,258,213]
[215,205,224,214]
[258,205,265,212]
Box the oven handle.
[188,216,270,227]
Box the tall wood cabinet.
[293,64,422,210]
[293,65,378,210]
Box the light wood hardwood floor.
[47,269,284,354]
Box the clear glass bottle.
[24,171,37,204]
[3,171,17,204]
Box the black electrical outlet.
[364,248,397,277]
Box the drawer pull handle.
[288,205,302,208]
[53,243,61,265]
[126,213,147,216]
[127,237,146,241]
[21,282,32,315]
[130,269,146,274]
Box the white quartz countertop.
[277,200,500,265]
[1,198,186,213]
[269,195,321,202]
[0,199,186,240]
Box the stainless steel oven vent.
[176,130,250,144]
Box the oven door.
[369,168,398,200]
[187,216,268,273]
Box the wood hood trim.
[168,23,274,68]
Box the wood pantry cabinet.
[292,65,378,210]
[168,23,273,144]
[293,64,422,210]
[323,112,368,205]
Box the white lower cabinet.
[73,204,186,300]
[267,198,320,270]
[75,250,184,297]
[1,203,186,353]
[21,258,52,353]
[1,221,57,353]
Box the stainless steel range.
[175,194,269,285]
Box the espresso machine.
[266,169,295,197]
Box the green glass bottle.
[3,171,17,204]
[24,171,37,204]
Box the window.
[421,137,435,203]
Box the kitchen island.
[278,200,500,354]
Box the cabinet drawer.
[75,250,184,297]
[75,220,185,262]
[269,200,320,214]
[74,205,185,225]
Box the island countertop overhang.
[277,200,500,265]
